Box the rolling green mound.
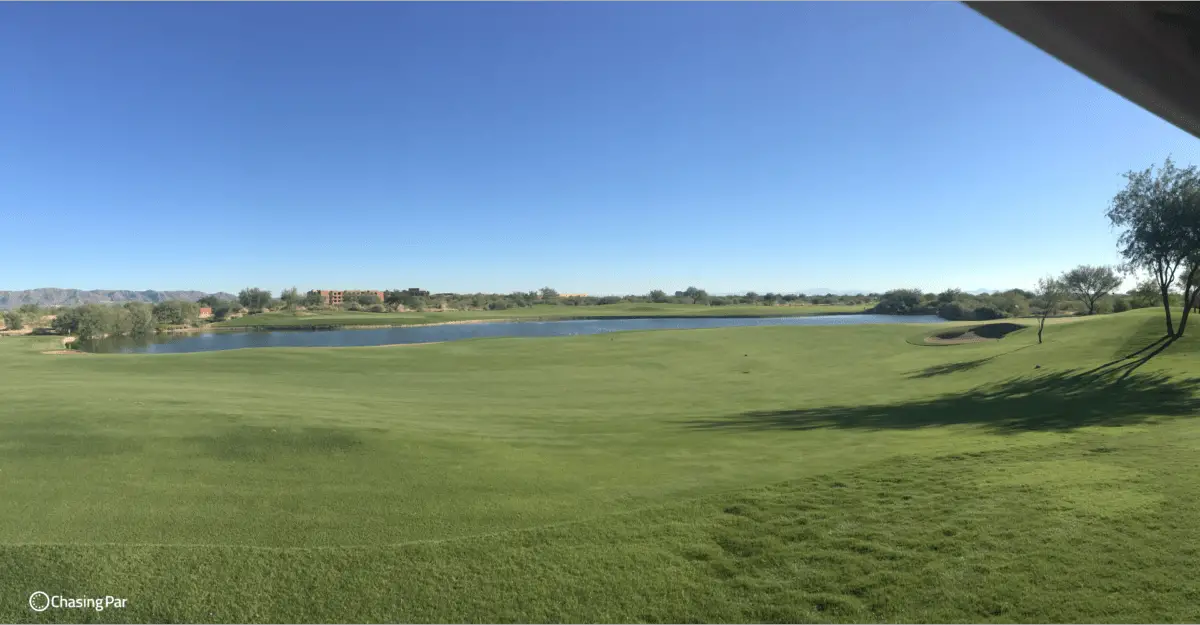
[2,307,1198,622]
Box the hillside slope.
[1,308,1196,621]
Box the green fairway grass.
[3,308,1199,622]
[211,302,871,329]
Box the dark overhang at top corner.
[965,1,1200,140]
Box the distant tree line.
[871,288,1035,320]
[215,285,878,315]
[406,289,875,312]
[48,301,202,340]
[870,263,1160,326]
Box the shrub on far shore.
[3,310,24,331]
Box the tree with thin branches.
[1033,277,1067,345]
[1106,157,1200,337]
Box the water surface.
[79,314,944,354]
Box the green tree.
[1106,157,1200,336]
[1033,277,1067,344]
[1061,265,1122,315]
[873,289,924,315]
[109,307,135,336]
[1128,279,1160,309]
[212,302,235,321]
[77,305,114,340]
[539,287,559,302]
[152,301,200,326]
[3,310,24,331]
[50,308,78,336]
[648,289,669,303]
[53,304,118,340]
[238,288,273,312]
[936,288,963,304]
[280,287,300,309]
[681,286,708,305]
[303,291,325,308]
[197,295,224,308]
[124,302,155,334]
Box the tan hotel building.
[310,290,386,306]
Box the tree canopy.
[1106,157,1200,336]
[1061,265,1122,315]
[238,288,273,312]
[280,287,300,308]
[1033,277,1068,344]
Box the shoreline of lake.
[78,314,946,355]
[193,310,868,333]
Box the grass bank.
[211,302,872,330]
[2,308,1198,621]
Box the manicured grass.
[2,308,1199,622]
[212,302,872,329]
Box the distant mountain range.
[0,289,235,309]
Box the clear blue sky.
[3,2,1198,296]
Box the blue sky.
[2,2,1197,296]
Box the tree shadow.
[906,357,995,379]
[1115,337,1179,382]
[906,344,1035,379]
[684,367,1200,434]
[1084,335,1173,376]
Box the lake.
[77,314,945,354]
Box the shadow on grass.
[907,357,996,379]
[907,344,1035,379]
[186,426,368,462]
[1084,335,1176,381]
[686,367,1200,434]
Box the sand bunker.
[925,322,1026,345]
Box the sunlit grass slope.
[2,308,1198,622]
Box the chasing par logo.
[27,592,49,612]
[28,591,127,612]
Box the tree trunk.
[1176,267,1199,337]
[1161,282,1176,336]
[1038,316,1045,344]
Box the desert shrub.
[972,305,1007,321]
[937,302,968,320]
[3,310,25,330]
[152,301,200,325]
[873,289,929,315]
